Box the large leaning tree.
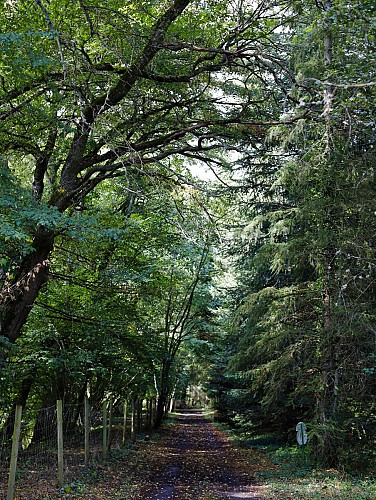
[0,0,297,357]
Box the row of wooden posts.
[6,396,157,500]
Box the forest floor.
[73,409,264,499]
[131,409,264,499]
[3,409,375,499]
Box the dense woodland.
[0,0,375,470]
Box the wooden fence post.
[84,393,90,466]
[7,405,22,500]
[151,397,156,427]
[102,401,108,460]
[131,397,136,443]
[137,398,142,434]
[57,400,64,488]
[107,399,113,452]
[122,400,128,447]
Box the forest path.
[134,409,263,499]
[7,409,267,499]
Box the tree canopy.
[1,0,375,468]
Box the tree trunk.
[137,398,143,434]
[154,391,167,429]
[0,227,54,360]
[315,0,341,467]
[154,359,172,429]
[319,276,338,464]
[131,397,136,442]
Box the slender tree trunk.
[122,399,128,446]
[319,256,339,462]
[146,399,152,430]
[137,398,143,434]
[131,397,136,442]
[107,399,113,451]
[316,0,341,466]
[154,359,171,429]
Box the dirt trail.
[136,409,263,499]
[4,409,265,499]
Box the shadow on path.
[138,409,263,499]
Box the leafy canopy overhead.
[1,0,294,210]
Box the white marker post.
[296,421,308,466]
[296,421,307,445]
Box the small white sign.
[296,421,307,445]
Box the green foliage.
[261,451,376,499]
[1,0,375,476]
[1,169,217,415]
[209,0,376,470]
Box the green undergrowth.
[213,421,376,499]
[258,442,376,500]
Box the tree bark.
[316,0,341,467]
[1,371,36,440]
[154,359,172,429]
[0,227,54,360]
[319,255,340,465]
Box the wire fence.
[0,409,13,499]
[0,397,155,499]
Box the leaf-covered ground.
[132,409,263,499]
[2,409,374,499]
[2,409,264,499]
